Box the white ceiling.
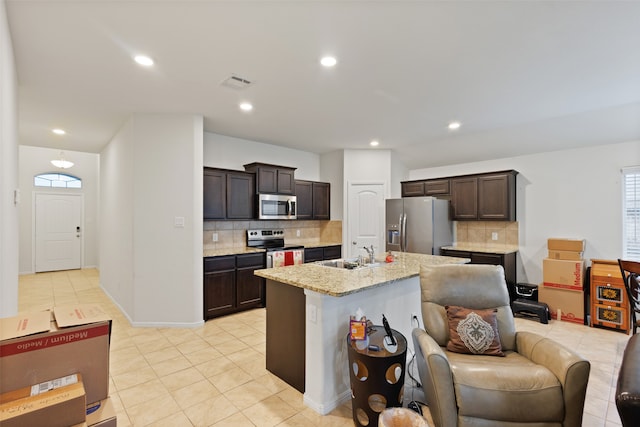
[6,0,640,169]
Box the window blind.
[623,166,640,260]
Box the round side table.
[347,325,407,427]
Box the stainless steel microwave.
[257,194,297,220]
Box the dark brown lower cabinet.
[304,245,342,263]
[441,249,517,301]
[265,279,306,392]
[204,253,265,320]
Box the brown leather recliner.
[412,264,590,427]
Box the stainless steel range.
[247,229,304,267]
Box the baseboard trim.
[303,389,351,415]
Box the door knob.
[352,241,357,245]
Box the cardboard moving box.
[0,374,86,427]
[547,250,584,261]
[547,238,586,252]
[538,286,585,325]
[0,304,111,405]
[543,258,585,291]
[72,397,117,427]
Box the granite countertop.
[441,244,519,255]
[254,252,470,297]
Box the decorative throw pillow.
[445,305,504,356]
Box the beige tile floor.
[18,269,629,427]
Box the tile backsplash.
[203,220,342,249]
[455,221,519,247]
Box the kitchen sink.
[316,258,381,270]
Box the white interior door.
[35,193,82,272]
[347,183,385,259]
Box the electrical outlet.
[491,232,498,241]
[411,312,420,325]
[212,232,218,242]
[296,229,301,237]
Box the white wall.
[0,0,19,317]
[204,132,320,180]
[18,146,100,273]
[100,114,203,327]
[409,140,640,285]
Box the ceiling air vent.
[220,75,253,90]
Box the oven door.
[258,194,297,220]
[267,249,304,268]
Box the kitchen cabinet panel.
[244,163,296,195]
[424,179,450,196]
[401,181,425,197]
[451,170,517,221]
[203,255,236,319]
[204,167,254,220]
[478,173,516,220]
[323,245,341,260]
[441,248,517,301]
[204,253,266,320]
[304,248,323,263]
[295,180,330,220]
[203,168,226,220]
[295,181,313,220]
[451,177,478,220]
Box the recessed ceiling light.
[448,121,461,130]
[239,102,253,112]
[370,140,379,147]
[134,55,154,66]
[52,128,66,135]
[320,56,337,67]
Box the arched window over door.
[34,172,82,189]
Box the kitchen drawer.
[304,248,323,263]
[592,283,626,307]
[592,303,629,331]
[323,245,342,260]
[591,264,624,285]
[237,253,265,268]
[204,256,236,272]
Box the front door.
[35,193,83,272]
[347,183,385,259]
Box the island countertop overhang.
[254,252,469,297]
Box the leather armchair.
[413,264,590,427]
[616,333,640,427]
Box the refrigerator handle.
[401,213,408,252]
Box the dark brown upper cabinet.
[204,167,254,220]
[451,171,517,221]
[295,180,330,220]
[401,178,450,198]
[244,162,296,195]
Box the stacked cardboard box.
[539,238,586,324]
[0,304,116,426]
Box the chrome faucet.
[363,245,375,264]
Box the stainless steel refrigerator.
[385,197,453,255]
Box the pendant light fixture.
[51,151,74,169]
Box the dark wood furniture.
[203,252,265,320]
[441,248,517,301]
[304,245,342,263]
[590,259,629,333]
[265,279,306,392]
[244,162,296,195]
[401,170,518,221]
[203,167,254,220]
[295,180,330,220]
[619,259,640,335]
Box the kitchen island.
[254,251,468,415]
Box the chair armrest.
[516,331,590,427]
[412,328,457,427]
